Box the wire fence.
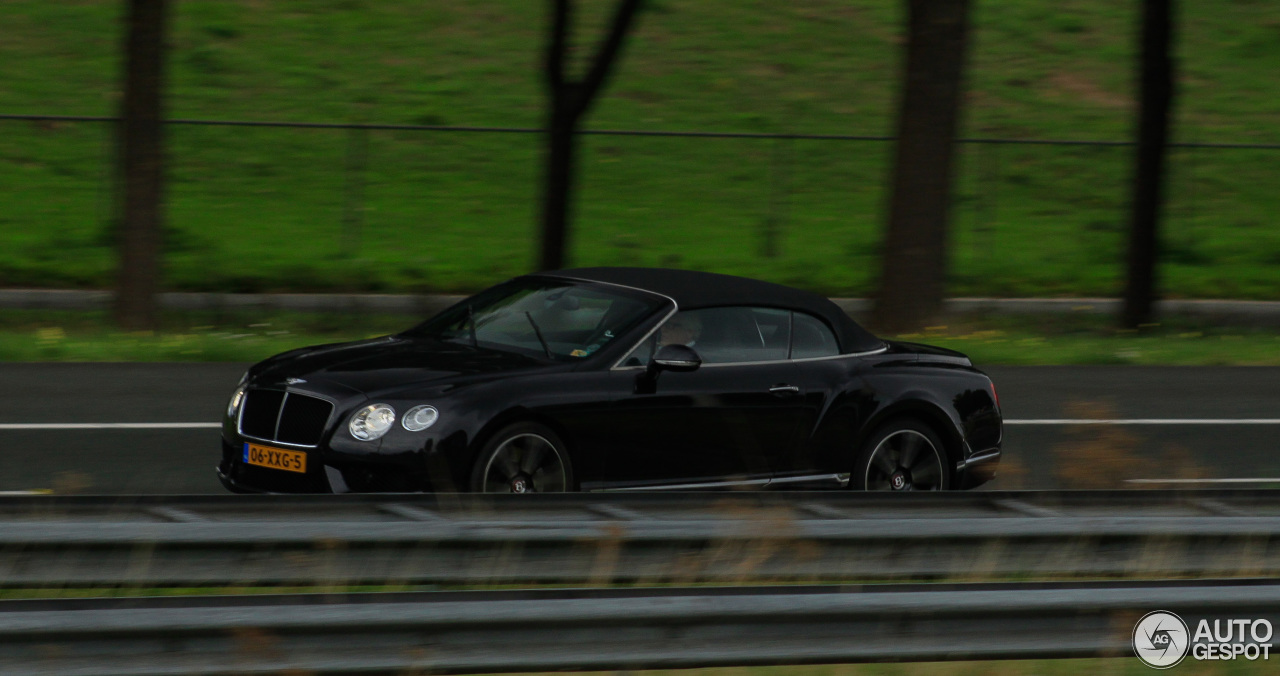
[3,113,1279,294]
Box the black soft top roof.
[537,267,883,353]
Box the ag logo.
[1134,610,1190,669]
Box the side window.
[619,307,792,366]
[790,312,838,359]
[620,332,656,367]
[689,307,789,364]
[748,308,790,358]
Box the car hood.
[249,335,554,396]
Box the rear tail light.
[989,380,1000,409]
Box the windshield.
[407,279,666,361]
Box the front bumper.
[219,437,439,493]
[219,439,334,493]
[217,465,274,494]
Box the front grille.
[240,390,284,440]
[277,394,334,445]
[239,389,333,447]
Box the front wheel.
[853,418,950,491]
[470,422,574,493]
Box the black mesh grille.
[239,390,332,446]
[276,394,334,446]
[240,389,285,440]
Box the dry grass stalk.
[1053,401,1144,489]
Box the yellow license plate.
[243,442,307,474]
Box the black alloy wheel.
[471,422,573,493]
[854,418,950,491]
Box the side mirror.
[651,344,702,373]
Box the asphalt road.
[0,363,1277,494]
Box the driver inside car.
[657,312,702,348]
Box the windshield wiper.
[467,305,478,347]
[524,311,552,359]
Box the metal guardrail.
[2,579,1279,675]
[1,490,1277,586]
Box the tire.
[470,422,575,493]
[852,418,950,491]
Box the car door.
[579,307,811,490]
[768,311,874,487]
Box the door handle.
[769,384,800,396]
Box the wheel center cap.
[510,477,530,493]
[890,471,909,491]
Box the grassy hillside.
[1,0,1278,296]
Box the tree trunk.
[872,0,971,334]
[540,112,578,271]
[114,0,168,331]
[537,0,644,272]
[1122,0,1175,328]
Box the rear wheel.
[470,422,574,493]
[853,418,950,491]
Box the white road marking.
[1005,419,1280,425]
[0,423,221,430]
[1127,478,1280,484]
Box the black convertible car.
[219,268,1002,494]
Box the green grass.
[1,1,1279,297]
[898,314,1280,365]
[0,309,404,362]
[3,309,1279,364]
[528,664,1277,676]
[520,663,1277,676]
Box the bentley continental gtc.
[219,267,1002,494]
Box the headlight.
[349,404,396,441]
[227,386,246,418]
[401,405,440,431]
